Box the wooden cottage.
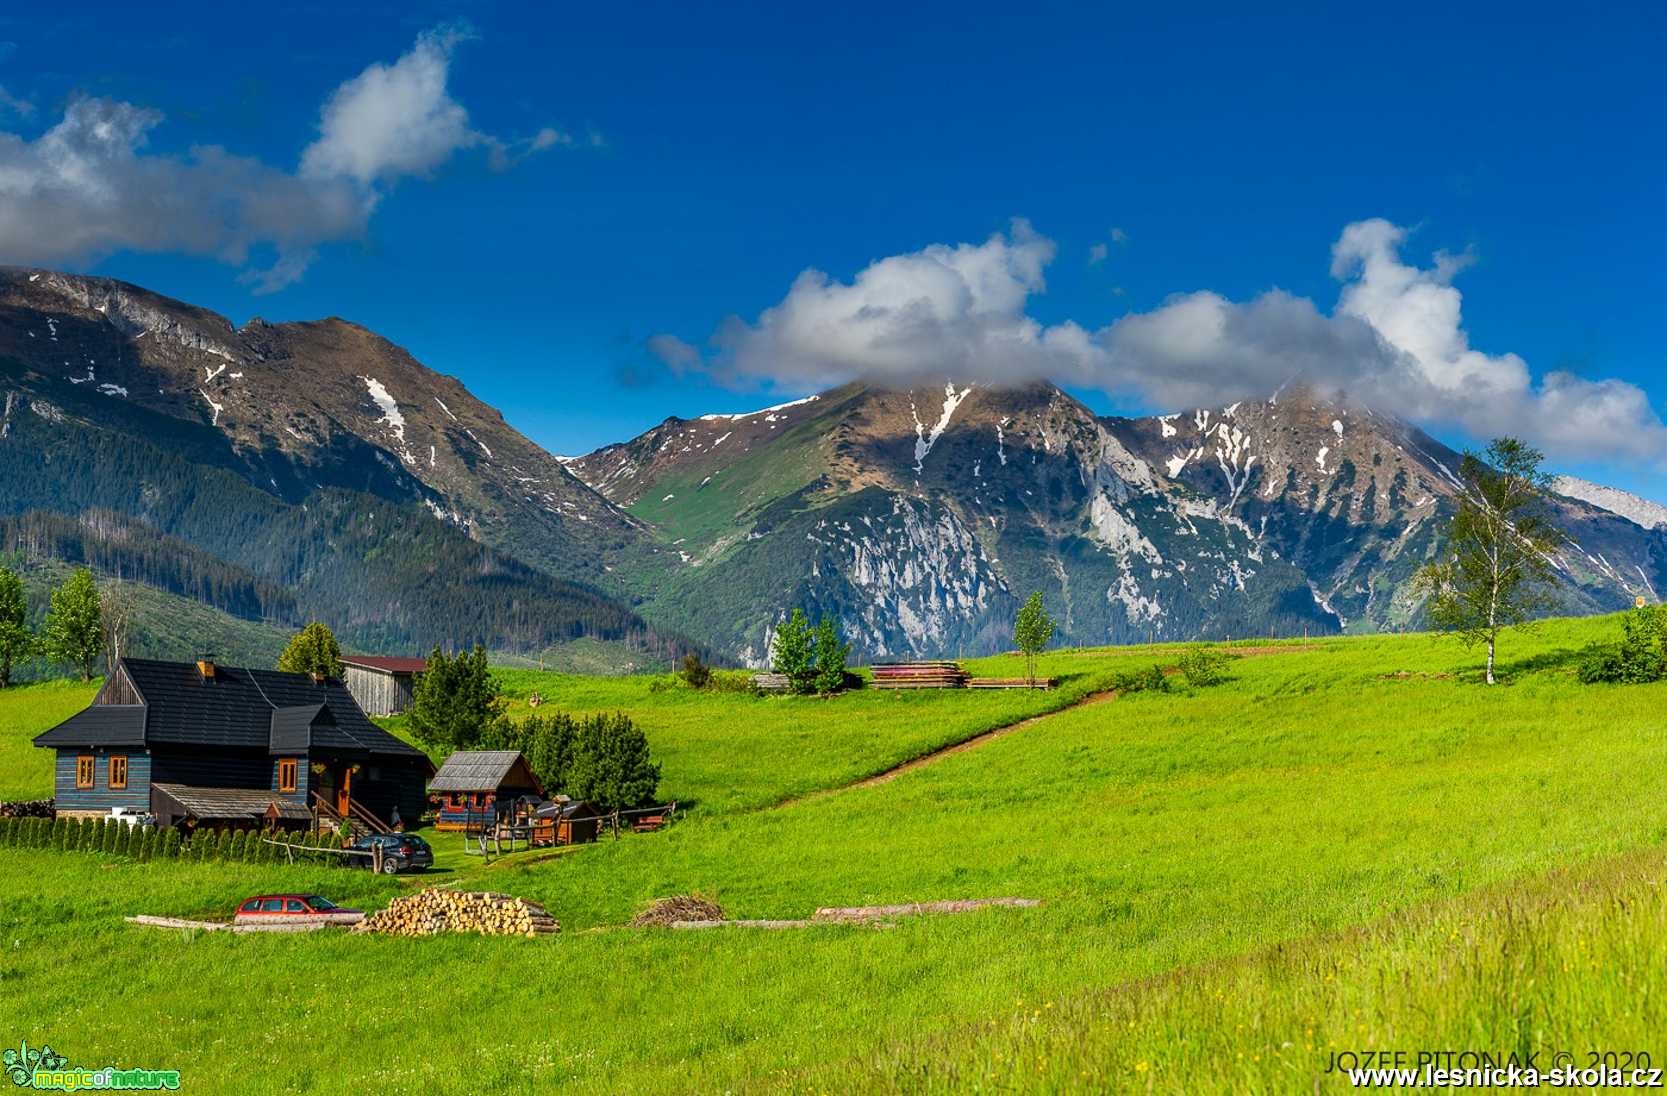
[33,657,434,831]
[340,655,427,717]
[428,750,545,831]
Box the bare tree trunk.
[1485,636,1496,686]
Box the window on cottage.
[108,755,128,790]
[278,758,299,793]
[76,755,95,789]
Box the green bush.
[1178,646,1232,688]
[1578,608,1666,684]
[1112,664,1172,694]
[679,653,712,690]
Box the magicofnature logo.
[4,1038,180,1090]
[3,1042,66,1086]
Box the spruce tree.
[408,645,502,752]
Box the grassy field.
[2,615,1664,1092]
[383,653,1148,811]
[0,678,98,799]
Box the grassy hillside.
[0,678,99,798]
[2,615,1664,1092]
[11,558,293,680]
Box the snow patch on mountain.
[698,394,821,422]
[911,382,974,474]
[360,376,405,441]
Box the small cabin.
[340,655,427,717]
[535,796,605,846]
[428,751,545,831]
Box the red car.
[234,893,364,926]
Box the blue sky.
[1,2,1662,494]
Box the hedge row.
[0,816,350,866]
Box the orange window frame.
[108,755,128,790]
[76,755,95,789]
[278,758,299,794]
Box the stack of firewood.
[354,888,559,937]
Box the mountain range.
[3,267,1663,667]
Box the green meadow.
[2,616,1665,1092]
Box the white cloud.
[0,25,573,291]
[301,25,480,186]
[655,218,1667,467]
[1087,242,1108,266]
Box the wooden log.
[812,898,1041,922]
[669,919,814,929]
[126,915,227,932]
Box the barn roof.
[151,783,313,822]
[341,655,429,675]
[33,658,430,766]
[429,751,539,793]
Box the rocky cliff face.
[575,379,1667,661]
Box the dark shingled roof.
[429,751,538,793]
[151,783,313,822]
[32,704,146,747]
[33,658,430,765]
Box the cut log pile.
[870,662,971,689]
[353,888,559,938]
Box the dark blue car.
[350,833,434,874]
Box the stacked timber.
[751,672,791,693]
[870,662,970,689]
[966,677,1055,690]
[354,889,559,938]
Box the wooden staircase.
[310,792,393,839]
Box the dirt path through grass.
[778,645,1317,809]
[850,689,1120,790]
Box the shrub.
[813,620,851,696]
[678,653,712,690]
[1113,664,1172,694]
[1178,646,1231,688]
[162,829,181,859]
[1578,607,1666,684]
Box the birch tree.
[1413,438,1565,685]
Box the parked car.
[234,894,363,925]
[350,833,434,874]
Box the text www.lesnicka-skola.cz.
[1329,1050,1662,1089]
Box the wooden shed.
[428,750,545,831]
[341,655,427,717]
[534,796,605,846]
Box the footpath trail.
[777,644,1319,810]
